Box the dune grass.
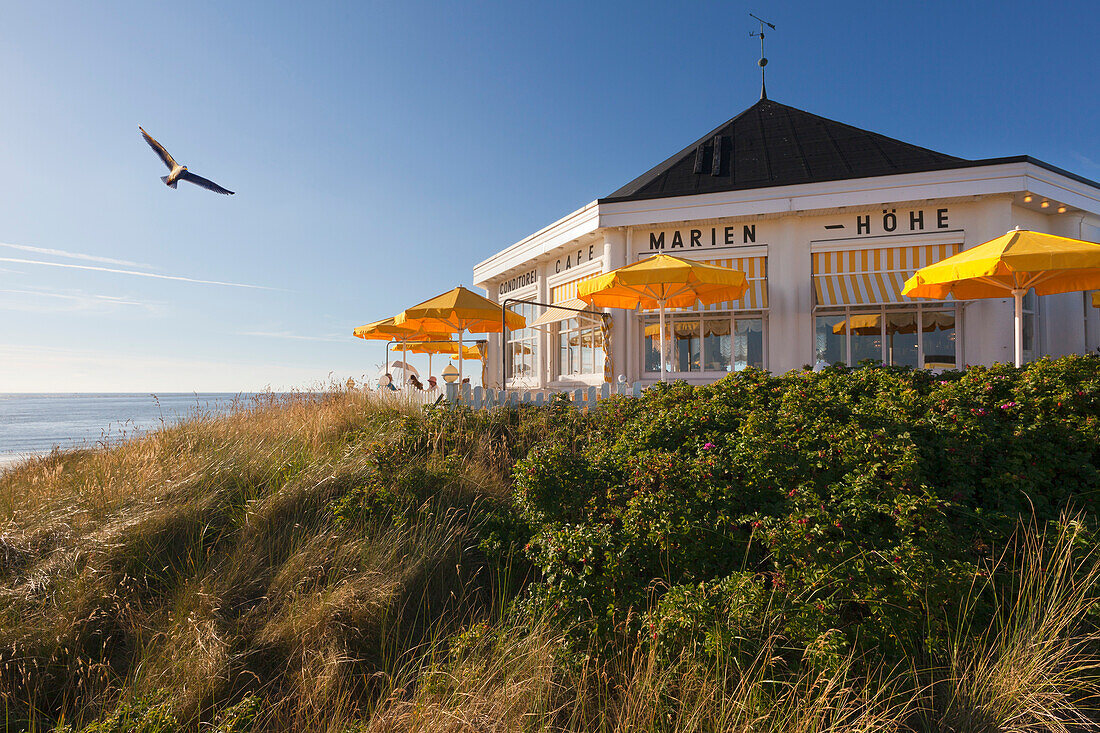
[0,388,527,730]
[0,383,1098,731]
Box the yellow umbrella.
[391,339,484,383]
[353,316,448,341]
[579,255,747,381]
[353,317,405,340]
[395,286,526,387]
[392,340,483,359]
[354,317,450,386]
[903,228,1100,366]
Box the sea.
[0,393,251,469]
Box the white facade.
[474,159,1100,390]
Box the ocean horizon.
[0,392,258,466]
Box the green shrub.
[515,357,1100,663]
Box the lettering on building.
[498,269,538,296]
[648,224,759,251]
[843,208,950,236]
[554,244,597,273]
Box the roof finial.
[749,12,775,100]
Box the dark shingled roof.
[603,98,970,202]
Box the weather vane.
[749,12,775,100]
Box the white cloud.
[0,242,153,269]
[0,256,274,290]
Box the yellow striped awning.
[550,274,600,304]
[1092,291,1100,308]
[655,256,767,312]
[814,243,961,306]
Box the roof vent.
[693,145,707,174]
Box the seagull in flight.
[139,126,235,195]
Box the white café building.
[473,97,1100,389]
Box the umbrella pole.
[659,298,667,383]
[458,330,464,395]
[428,353,433,381]
[1013,288,1025,368]
[386,341,391,384]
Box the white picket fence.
[370,381,644,410]
[372,386,446,407]
[442,381,643,410]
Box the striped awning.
[529,297,603,327]
[814,243,961,306]
[656,255,767,312]
[1092,291,1100,309]
[550,274,600,303]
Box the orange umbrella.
[354,317,450,385]
[395,286,526,387]
[904,228,1100,366]
[579,255,746,381]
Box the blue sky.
[0,1,1097,391]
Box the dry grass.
[930,516,1100,732]
[367,617,911,733]
[0,387,519,731]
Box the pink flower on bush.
[702,442,716,450]
[1000,401,1017,409]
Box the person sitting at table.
[382,373,398,391]
[427,376,438,390]
[408,374,424,390]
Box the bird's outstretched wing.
[180,170,235,195]
[139,127,177,171]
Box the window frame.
[812,302,959,369]
[641,309,768,376]
[505,300,541,383]
[1022,289,1039,363]
[555,317,605,379]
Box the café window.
[1022,289,1038,362]
[811,241,963,369]
[643,311,766,375]
[641,253,768,377]
[505,301,540,381]
[814,304,958,369]
[557,317,604,378]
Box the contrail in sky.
[0,288,146,306]
[0,242,152,268]
[238,330,344,342]
[0,257,273,290]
